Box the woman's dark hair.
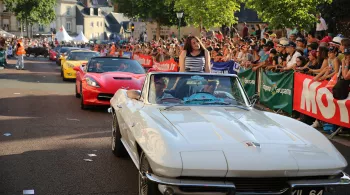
[184,36,206,53]
[317,46,329,65]
[297,56,307,66]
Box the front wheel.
[75,84,81,98]
[139,152,162,195]
[112,112,127,157]
[80,92,87,110]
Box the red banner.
[151,59,178,72]
[132,53,153,68]
[293,72,350,128]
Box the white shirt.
[316,17,328,31]
[286,51,301,69]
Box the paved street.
[0,57,138,195]
[0,57,349,195]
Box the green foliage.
[3,0,56,25]
[170,0,241,29]
[244,0,332,30]
[113,0,179,26]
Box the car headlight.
[86,77,100,88]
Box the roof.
[76,4,103,17]
[110,13,130,23]
[90,0,112,7]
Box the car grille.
[97,93,114,101]
[178,176,331,194]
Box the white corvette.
[109,72,350,195]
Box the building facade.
[76,5,105,40]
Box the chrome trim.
[236,189,288,195]
[121,138,140,170]
[146,173,235,189]
[107,107,112,113]
[289,172,350,188]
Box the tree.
[244,0,332,31]
[114,0,181,39]
[170,0,241,31]
[4,0,56,37]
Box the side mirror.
[127,90,141,100]
[73,66,80,71]
[250,94,259,106]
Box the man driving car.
[202,80,219,94]
[154,76,174,103]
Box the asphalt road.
[0,57,349,195]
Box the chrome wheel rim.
[139,155,149,195]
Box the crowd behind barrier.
[1,19,350,133]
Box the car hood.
[158,106,347,177]
[66,60,88,66]
[160,106,305,145]
[88,72,145,91]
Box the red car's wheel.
[80,90,87,110]
[75,84,81,98]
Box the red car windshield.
[87,58,145,74]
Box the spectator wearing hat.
[252,40,274,71]
[282,41,301,71]
[296,37,308,57]
[313,46,340,81]
[276,41,288,67]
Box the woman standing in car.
[178,36,211,73]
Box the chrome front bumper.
[146,172,350,195]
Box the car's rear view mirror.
[127,90,141,100]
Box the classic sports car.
[109,72,350,195]
[74,57,145,109]
[61,50,100,81]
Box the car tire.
[139,152,162,195]
[111,112,127,157]
[75,84,81,98]
[44,54,47,58]
[80,91,87,110]
[57,60,61,66]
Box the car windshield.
[67,52,100,61]
[148,74,247,106]
[87,58,145,74]
[59,48,71,53]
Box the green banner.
[238,68,256,98]
[260,70,294,114]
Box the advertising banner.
[260,70,294,114]
[238,68,256,98]
[132,53,153,68]
[293,72,350,128]
[151,59,178,72]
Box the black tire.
[57,59,61,66]
[75,84,81,98]
[139,152,162,195]
[80,92,87,110]
[44,54,47,58]
[111,112,127,157]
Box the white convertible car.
[109,72,350,195]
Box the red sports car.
[74,57,146,109]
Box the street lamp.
[176,11,183,40]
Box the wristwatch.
[345,65,349,69]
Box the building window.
[100,21,103,26]
[67,6,71,16]
[91,33,94,39]
[39,24,45,32]
[66,22,71,31]
[91,22,94,27]
[97,22,99,27]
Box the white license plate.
[292,188,324,195]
